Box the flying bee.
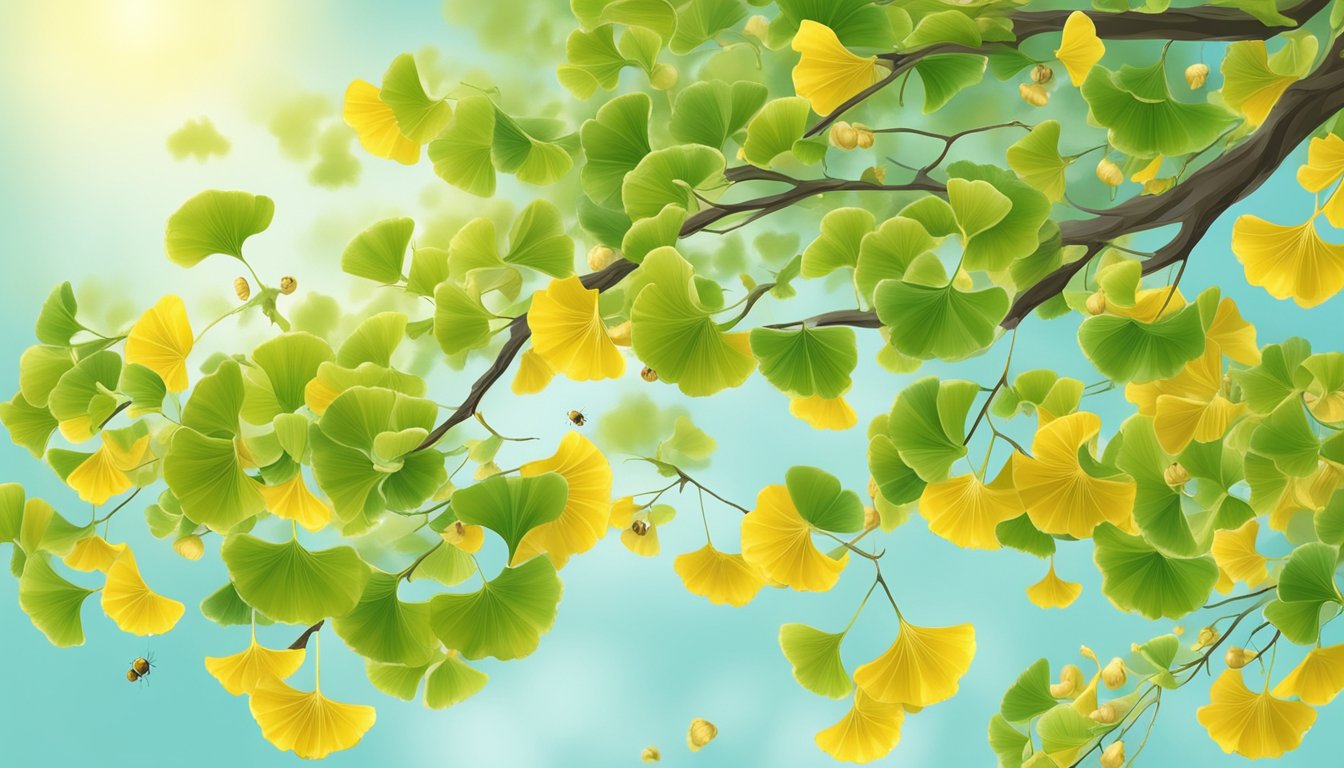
[567,409,587,427]
[126,654,154,683]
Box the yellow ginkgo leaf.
[1206,297,1260,366]
[249,677,377,760]
[1012,413,1136,539]
[511,348,556,395]
[66,432,151,506]
[1297,136,1344,229]
[1108,287,1186,323]
[1232,215,1344,308]
[918,461,1020,550]
[528,276,625,382]
[1026,561,1082,609]
[1273,644,1344,706]
[1211,519,1268,589]
[1054,12,1105,86]
[854,619,975,707]
[1153,346,1246,454]
[789,394,857,431]
[259,472,333,532]
[814,688,904,764]
[608,496,638,529]
[1197,669,1316,759]
[514,431,612,567]
[1130,155,1163,184]
[206,633,307,696]
[791,20,879,116]
[57,414,96,444]
[125,295,193,393]
[101,550,185,636]
[673,544,766,607]
[621,523,660,556]
[741,484,848,592]
[63,535,128,573]
[440,521,485,554]
[343,79,419,165]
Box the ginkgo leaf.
[1081,61,1237,157]
[163,427,264,533]
[514,432,611,567]
[999,659,1058,722]
[1006,121,1068,202]
[669,79,766,152]
[124,295,193,393]
[1232,215,1344,308]
[1093,523,1218,619]
[246,333,333,421]
[1273,644,1344,706]
[101,550,185,636]
[1298,133,1344,228]
[802,207,873,279]
[582,92,652,207]
[528,276,625,382]
[343,79,419,164]
[512,348,556,395]
[221,535,370,624]
[62,534,127,573]
[791,20,879,116]
[259,473,332,533]
[918,461,1020,550]
[741,484,847,592]
[18,555,94,647]
[164,190,274,267]
[249,677,376,760]
[205,634,306,696]
[1012,412,1136,538]
[453,473,568,563]
[428,556,562,660]
[886,377,978,483]
[380,53,453,143]
[853,619,975,707]
[341,217,413,285]
[622,146,725,221]
[332,571,437,667]
[814,688,904,764]
[875,280,1009,361]
[750,326,857,400]
[1054,12,1104,86]
[424,652,489,709]
[786,465,864,533]
[1211,518,1268,589]
[1025,562,1082,609]
[780,623,852,699]
[65,431,150,506]
[673,544,765,607]
[789,395,858,431]
[428,94,496,196]
[1197,669,1316,759]
[1221,34,1316,126]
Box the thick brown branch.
[289,620,324,650]
[1011,0,1330,41]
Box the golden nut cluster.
[280,275,297,295]
[1101,741,1125,768]
[1096,158,1124,187]
[233,276,251,301]
[1225,646,1258,669]
[1031,63,1054,84]
[828,121,874,150]
[1019,83,1049,107]
[1164,461,1191,487]
[1186,62,1209,90]
[1194,626,1220,650]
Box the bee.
[566,409,587,427]
[126,655,154,683]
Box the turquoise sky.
[0,2,1342,766]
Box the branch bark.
[1010,0,1331,42]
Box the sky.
[0,1,1342,766]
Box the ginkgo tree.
[4,0,1344,764]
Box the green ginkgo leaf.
[779,623,851,699]
[1000,658,1057,723]
[406,246,450,298]
[581,93,652,207]
[162,428,264,533]
[1232,337,1311,414]
[429,556,562,660]
[428,95,496,197]
[1278,542,1342,605]
[47,350,119,427]
[1006,121,1067,202]
[366,658,433,701]
[319,387,436,455]
[35,282,83,346]
[341,217,413,285]
[424,653,489,709]
[120,364,166,419]
[622,146,725,220]
[885,377,978,482]
[949,178,1012,241]
[742,97,813,169]
[1096,259,1142,308]
[903,9,982,50]
[434,283,495,356]
[503,201,574,277]
[669,79,767,151]
[408,539,476,586]
[18,555,93,647]
[802,208,873,279]
[221,534,370,625]
[19,345,73,409]
[772,0,897,48]
[785,466,864,533]
[332,571,438,667]
[0,483,23,544]
[1081,61,1238,157]
[1264,598,1338,646]
[854,216,936,304]
[1249,399,1320,477]
[380,53,453,143]
[246,333,334,421]
[1036,704,1094,757]
[630,248,755,396]
[1078,303,1205,383]
[868,433,926,505]
[493,110,573,187]
[572,0,678,40]
[180,360,244,439]
[452,473,569,562]
[749,326,857,400]
[949,162,1051,271]
[557,24,627,99]
[18,498,89,557]
[914,54,986,113]
[164,190,275,267]
[338,312,408,368]
[200,582,269,627]
[309,430,386,523]
[622,204,685,264]
[670,0,746,54]
[988,715,1030,768]
[1127,633,1188,689]
[875,280,1009,361]
[0,393,57,457]
[1092,523,1218,620]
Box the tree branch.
[1010,0,1330,42]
